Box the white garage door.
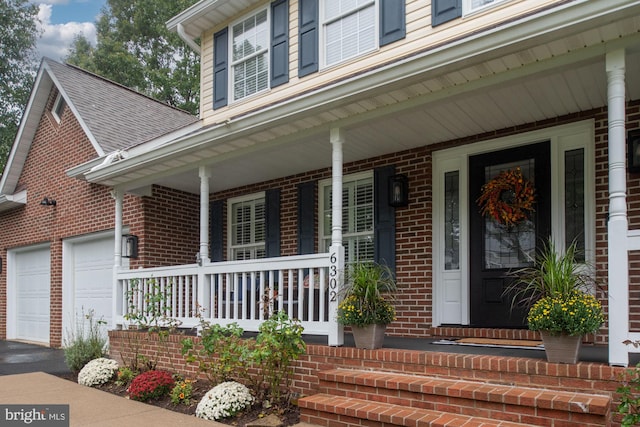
[68,236,115,334]
[15,247,51,343]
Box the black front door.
[469,142,551,328]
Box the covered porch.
[78,2,640,365]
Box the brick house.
[3,0,640,367]
[0,59,199,347]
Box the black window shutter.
[265,189,281,257]
[432,0,461,27]
[297,181,316,254]
[380,0,405,47]
[271,0,289,87]
[298,0,318,78]
[374,165,396,273]
[213,28,228,109]
[210,200,224,262]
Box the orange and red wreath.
[477,167,536,226]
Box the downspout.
[177,23,201,55]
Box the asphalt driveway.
[0,340,70,376]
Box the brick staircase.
[298,368,612,427]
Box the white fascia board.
[0,63,51,195]
[166,0,217,31]
[0,190,28,212]
[71,121,203,179]
[87,0,640,184]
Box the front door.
[469,142,551,328]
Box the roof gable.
[0,58,198,205]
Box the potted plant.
[508,239,604,363]
[336,261,397,349]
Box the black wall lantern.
[122,234,139,258]
[628,129,640,173]
[388,174,409,207]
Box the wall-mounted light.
[628,129,640,173]
[388,174,409,207]
[40,197,56,206]
[122,234,138,258]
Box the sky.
[33,0,107,61]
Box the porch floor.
[301,333,640,366]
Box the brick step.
[299,393,537,427]
[316,369,611,426]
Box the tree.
[0,0,41,173]
[66,0,200,115]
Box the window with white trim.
[319,172,374,263]
[231,8,269,102]
[52,92,65,123]
[228,193,266,260]
[322,0,377,68]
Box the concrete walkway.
[0,372,221,426]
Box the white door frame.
[432,120,595,327]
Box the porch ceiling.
[94,12,640,195]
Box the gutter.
[177,23,201,55]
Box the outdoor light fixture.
[388,174,409,207]
[40,197,56,206]
[628,129,640,173]
[122,234,139,258]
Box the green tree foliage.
[66,0,200,115]
[0,0,41,173]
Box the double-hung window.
[322,0,377,68]
[231,8,270,102]
[320,173,374,263]
[229,194,266,260]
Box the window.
[463,0,509,14]
[320,173,374,263]
[229,194,266,260]
[231,8,270,102]
[322,0,377,67]
[444,171,459,270]
[52,92,65,123]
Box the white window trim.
[318,170,374,255]
[319,0,379,70]
[227,191,266,260]
[228,7,271,104]
[52,92,65,123]
[431,120,595,328]
[462,0,510,17]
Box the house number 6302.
[329,252,338,302]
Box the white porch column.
[199,166,212,265]
[112,187,124,329]
[606,49,629,366]
[329,128,345,346]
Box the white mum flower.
[77,358,119,387]
[196,381,254,421]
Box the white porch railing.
[115,253,336,336]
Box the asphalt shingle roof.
[45,58,198,153]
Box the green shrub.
[617,363,640,426]
[63,309,107,373]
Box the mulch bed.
[57,372,300,426]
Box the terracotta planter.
[351,324,386,349]
[540,331,582,363]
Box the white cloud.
[35,4,97,61]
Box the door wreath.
[477,167,536,226]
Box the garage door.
[68,236,115,334]
[15,247,51,343]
